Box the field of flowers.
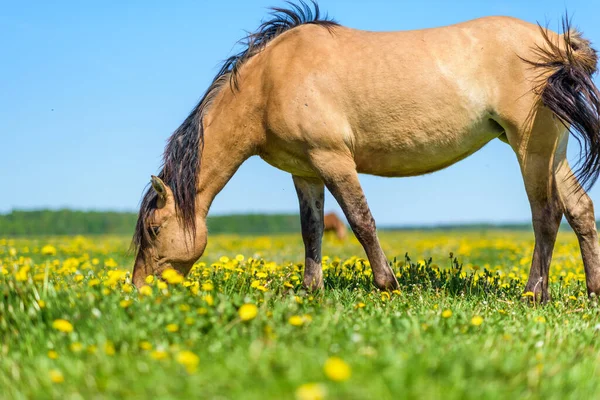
[2,230,600,399]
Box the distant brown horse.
[324,212,347,240]
[132,2,600,302]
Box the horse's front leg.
[309,151,399,291]
[293,175,325,290]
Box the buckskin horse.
[132,1,600,302]
[324,212,347,240]
[323,212,346,240]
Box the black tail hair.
[525,16,600,190]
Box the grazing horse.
[132,1,600,302]
[323,212,347,240]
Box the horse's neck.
[195,121,255,218]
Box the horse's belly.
[354,118,502,177]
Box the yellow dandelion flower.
[41,245,57,256]
[139,285,152,296]
[288,315,304,326]
[104,270,126,287]
[104,341,115,356]
[139,341,152,351]
[88,279,100,287]
[201,282,214,291]
[442,309,453,318]
[119,299,133,308]
[16,266,30,281]
[49,369,64,383]
[69,342,83,352]
[150,350,168,360]
[355,302,366,309]
[239,303,258,321]
[104,258,118,268]
[471,316,484,326]
[534,316,546,324]
[157,281,168,290]
[235,254,245,262]
[162,268,184,284]
[190,284,199,295]
[295,383,327,400]
[323,356,351,382]
[52,319,73,333]
[197,307,208,315]
[166,324,179,333]
[145,275,155,284]
[37,300,46,309]
[176,350,199,373]
[203,294,214,306]
[48,350,59,359]
[122,283,133,293]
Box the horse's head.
[132,175,207,288]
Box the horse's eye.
[149,225,161,237]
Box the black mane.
[132,1,338,253]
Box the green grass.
[1,231,599,399]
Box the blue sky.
[1,0,599,225]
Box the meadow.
[2,230,600,399]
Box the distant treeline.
[0,209,301,236]
[0,209,549,236]
[385,223,534,231]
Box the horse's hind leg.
[309,150,399,290]
[555,157,600,295]
[508,113,564,303]
[521,166,562,303]
[293,175,325,290]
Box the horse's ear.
[151,175,169,208]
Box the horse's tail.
[525,17,600,189]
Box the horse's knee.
[350,213,376,241]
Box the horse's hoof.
[587,280,600,297]
[374,275,399,291]
[521,288,550,305]
[303,276,324,291]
